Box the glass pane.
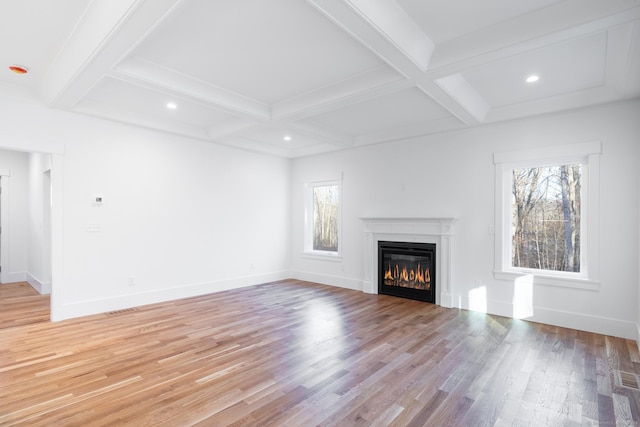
[511,165,581,272]
[313,185,339,252]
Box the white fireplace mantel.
[361,217,456,308]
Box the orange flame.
[383,260,431,289]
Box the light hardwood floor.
[1,279,639,426]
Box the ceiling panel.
[233,126,322,150]
[131,0,384,104]
[0,0,89,90]
[84,77,242,129]
[462,32,608,108]
[396,0,563,44]
[302,87,455,137]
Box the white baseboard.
[26,273,51,294]
[636,322,640,352]
[53,271,291,321]
[291,270,363,292]
[1,271,26,284]
[451,293,636,340]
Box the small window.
[494,142,601,289]
[304,179,342,259]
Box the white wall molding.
[3,271,27,283]
[291,270,363,291]
[56,271,291,321]
[0,171,9,285]
[528,307,638,340]
[452,292,637,340]
[27,272,51,295]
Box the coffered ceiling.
[2,0,640,157]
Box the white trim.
[455,294,636,340]
[493,141,602,164]
[637,322,640,352]
[301,252,343,262]
[527,307,637,340]
[494,141,601,289]
[27,272,51,294]
[0,173,8,284]
[49,154,64,321]
[493,270,600,291]
[55,271,291,321]
[291,270,362,291]
[2,271,26,283]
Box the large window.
[512,164,581,273]
[494,142,601,288]
[304,179,341,258]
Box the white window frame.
[303,178,342,261]
[493,141,601,290]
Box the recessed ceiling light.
[166,102,177,110]
[283,135,291,141]
[526,75,539,83]
[9,65,28,74]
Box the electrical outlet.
[128,276,136,286]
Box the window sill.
[302,251,343,262]
[494,270,600,291]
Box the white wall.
[0,148,29,284]
[291,99,640,339]
[27,152,52,293]
[0,85,291,320]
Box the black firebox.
[378,241,436,303]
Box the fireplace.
[378,241,436,303]
[361,217,456,307]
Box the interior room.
[1,1,639,425]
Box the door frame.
[0,170,9,284]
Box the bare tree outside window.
[313,185,339,252]
[512,164,581,272]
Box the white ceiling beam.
[342,0,434,71]
[306,0,480,126]
[42,0,186,109]
[434,74,490,123]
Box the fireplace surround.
[361,217,456,307]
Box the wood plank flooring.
[0,282,50,329]
[1,279,639,426]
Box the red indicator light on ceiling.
[9,65,28,74]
